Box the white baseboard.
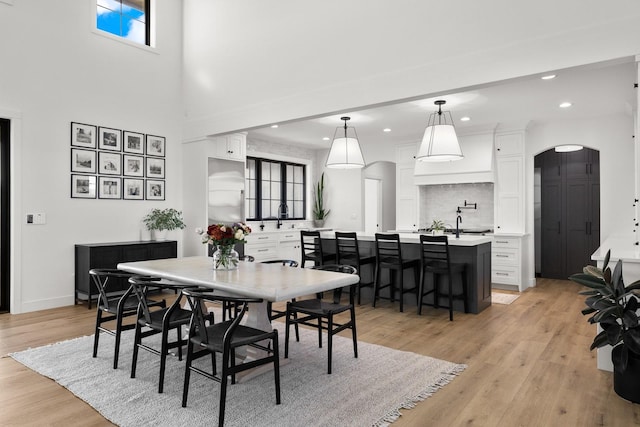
[17,295,75,314]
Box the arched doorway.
[534,146,600,279]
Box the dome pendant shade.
[416,101,463,162]
[326,117,365,169]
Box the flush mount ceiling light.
[325,116,365,169]
[555,144,584,152]
[559,102,572,108]
[416,100,463,162]
[541,74,556,80]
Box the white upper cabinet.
[494,131,524,234]
[211,133,246,161]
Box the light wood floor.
[1,279,639,426]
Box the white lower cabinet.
[491,235,525,291]
[245,231,301,263]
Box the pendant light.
[554,144,584,152]
[416,100,463,162]
[325,116,365,169]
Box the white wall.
[0,1,184,313]
[182,0,640,139]
[525,114,635,283]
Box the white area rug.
[11,327,465,427]
[492,292,520,305]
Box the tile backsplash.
[419,183,494,230]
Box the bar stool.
[372,233,420,312]
[335,231,375,304]
[417,235,468,321]
[300,230,334,267]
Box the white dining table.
[117,255,359,332]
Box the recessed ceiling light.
[541,74,556,80]
[559,102,572,108]
[270,124,279,128]
[555,144,583,152]
[322,137,330,141]
[383,128,391,132]
[460,117,471,122]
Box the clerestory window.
[96,0,150,46]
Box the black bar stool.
[417,235,468,321]
[335,231,375,304]
[372,233,420,312]
[300,230,334,267]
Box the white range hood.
[414,132,495,185]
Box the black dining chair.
[89,268,166,369]
[417,234,468,321]
[181,288,281,427]
[335,231,376,304]
[372,233,420,312]
[284,264,358,374]
[300,230,334,267]
[129,276,194,393]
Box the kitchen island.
[319,231,492,314]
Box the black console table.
[75,240,177,308]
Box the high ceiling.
[247,58,636,150]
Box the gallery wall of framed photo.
[70,122,166,200]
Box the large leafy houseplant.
[143,208,186,231]
[569,249,640,371]
[313,172,330,221]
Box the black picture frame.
[71,174,97,199]
[71,148,97,174]
[146,179,165,200]
[98,127,122,151]
[146,134,165,157]
[123,131,145,154]
[70,122,97,148]
[123,178,144,200]
[123,154,144,177]
[98,176,121,199]
[146,157,165,179]
[98,151,122,175]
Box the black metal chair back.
[420,235,451,271]
[300,230,326,267]
[312,264,358,303]
[375,233,403,265]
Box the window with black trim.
[97,0,150,46]
[246,157,306,221]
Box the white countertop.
[319,231,492,246]
[592,234,640,263]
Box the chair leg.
[113,311,123,369]
[414,265,420,305]
[284,306,291,359]
[327,315,333,374]
[350,307,358,359]
[398,268,404,312]
[372,264,380,307]
[272,333,281,404]
[434,273,440,309]
[219,356,230,427]
[181,342,194,407]
[158,328,169,393]
[318,317,323,349]
[417,267,425,315]
[93,309,102,358]
[131,322,141,379]
[448,274,454,322]
[176,326,184,361]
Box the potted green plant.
[143,208,186,240]
[313,172,330,228]
[569,249,640,403]
[430,219,445,235]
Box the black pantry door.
[538,147,600,279]
[0,118,9,312]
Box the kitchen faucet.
[277,203,289,229]
[455,208,462,239]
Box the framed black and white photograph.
[146,179,165,200]
[123,178,144,200]
[98,127,122,151]
[98,151,122,175]
[123,154,144,177]
[123,131,145,154]
[70,122,97,148]
[146,135,165,157]
[71,148,96,173]
[71,174,96,199]
[146,157,165,178]
[98,176,121,199]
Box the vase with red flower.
[196,222,252,271]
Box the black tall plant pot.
[612,345,640,403]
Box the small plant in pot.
[312,172,330,228]
[569,249,640,403]
[143,208,186,240]
[430,219,445,235]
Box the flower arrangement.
[196,222,252,246]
